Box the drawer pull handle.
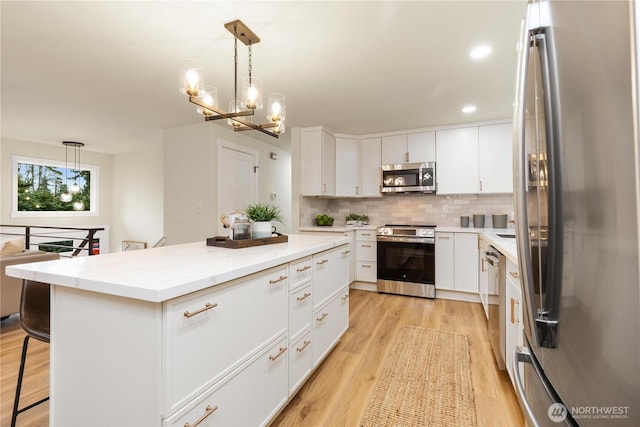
[269,275,288,284]
[341,293,349,301]
[297,292,311,301]
[296,265,311,272]
[296,340,311,352]
[316,312,329,322]
[361,233,372,236]
[361,244,372,248]
[511,298,515,324]
[317,259,329,265]
[184,404,218,427]
[269,346,287,361]
[361,264,372,268]
[184,303,218,319]
[509,271,520,279]
[438,236,451,240]
[342,250,351,255]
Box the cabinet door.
[454,233,479,293]
[335,137,359,197]
[407,131,436,163]
[436,127,479,194]
[313,287,349,367]
[313,245,349,307]
[435,232,454,290]
[478,236,489,319]
[381,134,408,164]
[478,123,513,194]
[301,129,335,196]
[322,132,336,196]
[360,137,382,197]
[505,273,523,388]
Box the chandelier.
[180,20,286,138]
[59,141,85,211]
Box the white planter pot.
[252,221,273,239]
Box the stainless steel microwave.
[381,162,436,193]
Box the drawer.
[313,245,349,307]
[355,229,376,241]
[313,287,349,367]
[164,336,288,427]
[289,283,312,339]
[163,265,288,415]
[288,330,312,396]
[356,241,376,261]
[506,259,520,283]
[290,256,312,289]
[356,261,377,283]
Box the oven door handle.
[377,237,434,244]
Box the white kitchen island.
[7,233,351,426]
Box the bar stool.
[11,279,50,427]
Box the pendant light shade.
[60,141,85,210]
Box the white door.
[218,141,258,235]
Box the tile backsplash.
[299,193,515,228]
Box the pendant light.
[61,141,85,210]
[180,20,286,138]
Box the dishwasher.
[485,246,505,370]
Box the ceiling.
[1,1,527,154]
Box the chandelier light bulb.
[180,59,204,97]
[70,182,81,194]
[73,200,85,211]
[267,93,285,122]
[247,86,258,109]
[60,192,72,202]
[197,86,218,117]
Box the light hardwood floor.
[0,289,523,427]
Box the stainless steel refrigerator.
[513,1,640,426]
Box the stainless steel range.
[376,224,436,298]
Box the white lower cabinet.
[164,335,289,427]
[163,265,288,414]
[313,245,350,306]
[505,259,524,389]
[435,232,479,293]
[355,229,377,283]
[313,286,350,367]
[288,330,313,395]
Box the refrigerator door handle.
[514,346,577,427]
[513,347,539,427]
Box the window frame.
[11,155,100,218]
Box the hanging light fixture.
[60,141,85,211]
[180,20,286,138]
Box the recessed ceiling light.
[470,45,492,59]
[462,105,477,113]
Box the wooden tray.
[206,234,288,249]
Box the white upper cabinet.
[360,137,382,197]
[301,127,335,196]
[407,132,436,163]
[335,137,359,197]
[381,134,407,164]
[478,123,513,194]
[381,132,435,164]
[436,126,479,194]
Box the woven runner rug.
[361,326,477,427]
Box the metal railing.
[1,225,105,257]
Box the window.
[12,155,99,217]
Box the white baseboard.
[434,289,481,303]
[349,281,377,292]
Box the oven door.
[376,237,435,298]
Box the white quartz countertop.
[6,234,350,303]
[436,226,518,263]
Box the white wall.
[111,148,164,251]
[163,123,291,245]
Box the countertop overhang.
[6,234,350,303]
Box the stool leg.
[11,335,30,427]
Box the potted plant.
[243,203,284,239]
[346,213,369,226]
